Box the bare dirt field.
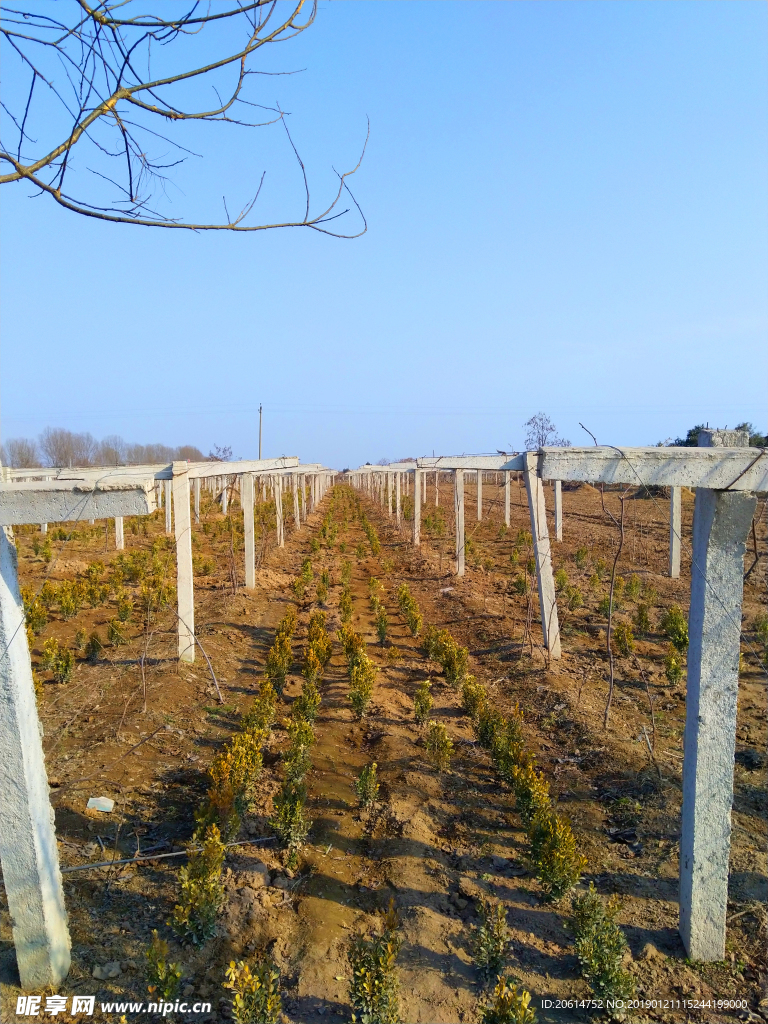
[1,476,765,1024]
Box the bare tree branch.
[1,1,368,237]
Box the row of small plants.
[386,564,635,1015]
[339,623,376,718]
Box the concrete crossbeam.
[0,480,156,525]
[538,446,768,492]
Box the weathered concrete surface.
[523,452,561,659]
[539,446,768,491]
[413,471,421,546]
[454,470,465,576]
[114,516,124,551]
[553,480,562,542]
[0,528,71,989]
[669,486,681,578]
[172,467,194,663]
[164,479,172,534]
[242,474,255,590]
[0,480,156,525]
[679,485,756,961]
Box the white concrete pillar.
[477,470,483,522]
[292,474,301,530]
[396,472,402,527]
[88,518,95,525]
[261,479,267,502]
[0,528,71,990]
[435,470,439,506]
[156,481,163,507]
[422,470,427,503]
[300,475,307,521]
[173,466,195,663]
[554,480,563,542]
[523,452,561,659]
[413,470,421,546]
[504,471,511,528]
[242,474,255,589]
[115,517,124,550]
[274,476,284,547]
[221,478,229,516]
[669,486,682,578]
[193,478,201,523]
[454,470,465,576]
[164,479,172,534]
[40,523,47,535]
[679,432,755,961]
[387,472,393,516]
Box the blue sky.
[2,1,766,467]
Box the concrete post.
[554,480,563,542]
[523,452,561,659]
[300,475,306,521]
[40,523,47,534]
[173,466,195,663]
[504,471,511,528]
[274,477,284,547]
[387,472,393,516]
[477,470,483,521]
[0,528,71,990]
[422,470,427,503]
[669,486,682,578]
[193,478,201,523]
[156,480,163,508]
[435,470,440,507]
[242,474,255,589]
[679,433,756,961]
[163,479,172,534]
[413,470,421,546]
[115,517,124,551]
[221,478,229,517]
[454,470,465,576]
[396,472,401,527]
[292,474,301,530]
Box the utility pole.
[258,404,262,460]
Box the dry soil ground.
[0,476,765,1024]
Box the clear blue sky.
[2,1,766,468]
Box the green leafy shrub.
[512,574,528,596]
[634,603,651,635]
[316,581,328,605]
[350,654,376,718]
[171,824,226,945]
[625,575,641,601]
[554,568,568,592]
[21,587,48,636]
[612,622,634,658]
[294,677,321,723]
[571,884,635,1011]
[661,605,688,652]
[397,584,423,637]
[479,977,537,1024]
[340,588,353,624]
[461,677,487,721]
[270,780,310,860]
[574,546,588,570]
[425,720,453,771]
[265,633,292,695]
[664,645,684,685]
[117,595,134,622]
[355,762,380,807]
[52,646,75,684]
[375,603,389,644]
[107,618,127,646]
[74,628,87,652]
[413,679,433,725]
[348,901,402,1024]
[473,896,510,979]
[85,631,103,663]
[224,956,282,1024]
[242,678,277,733]
[529,812,586,901]
[145,930,182,1001]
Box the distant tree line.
[1,428,204,469]
[670,422,767,447]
